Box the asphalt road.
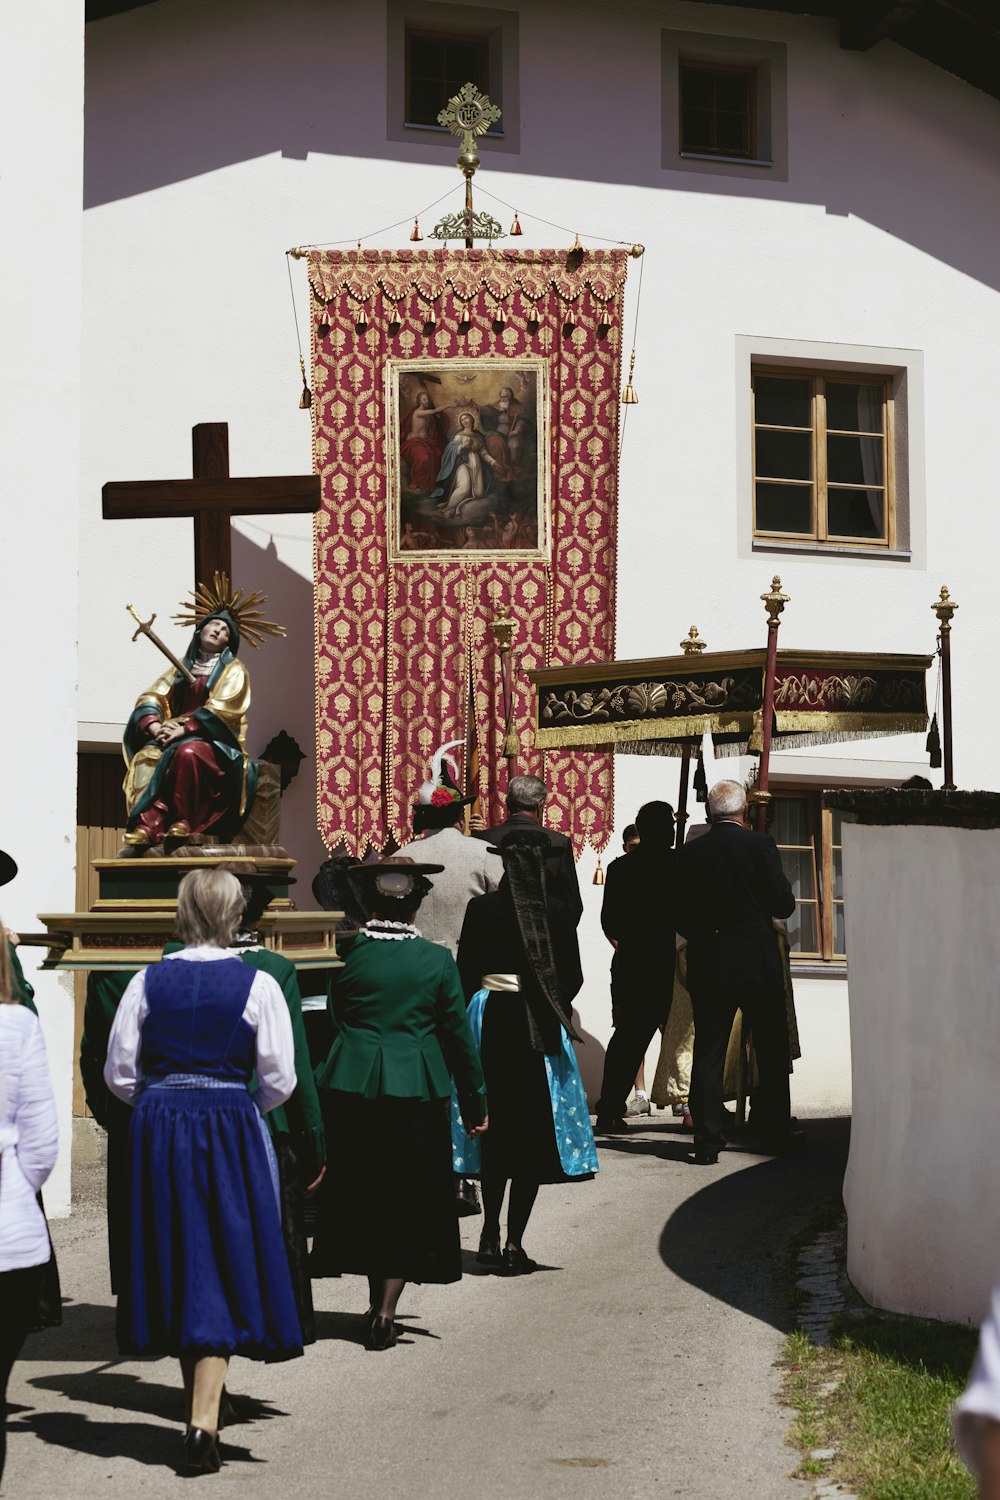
[5,1114,849,1500]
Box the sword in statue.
[126,603,196,685]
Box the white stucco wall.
[1,4,84,1214]
[77,0,999,1108]
[842,820,1000,1325]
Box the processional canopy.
[529,646,932,756]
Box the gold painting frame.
[386,357,551,562]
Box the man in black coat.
[473,774,583,926]
[677,779,796,1165]
[593,801,678,1133]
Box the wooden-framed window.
[405,28,491,128]
[679,61,756,159]
[752,368,895,549]
[768,792,846,964]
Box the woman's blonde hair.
[175,869,246,949]
[0,919,14,1004]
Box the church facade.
[5,0,1000,1208]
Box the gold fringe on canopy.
[306,247,628,311]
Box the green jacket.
[316,934,487,1124]
[81,946,327,1179]
[9,942,36,1014]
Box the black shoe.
[216,1387,239,1431]
[595,1118,629,1135]
[368,1315,398,1351]
[692,1146,721,1165]
[182,1427,222,1473]
[456,1176,482,1217]
[758,1126,806,1155]
[502,1246,538,1276]
[477,1230,501,1264]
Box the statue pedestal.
[37,846,342,974]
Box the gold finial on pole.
[932,584,958,633]
[431,83,505,247]
[761,574,789,624]
[931,585,958,790]
[680,625,707,655]
[488,599,520,763]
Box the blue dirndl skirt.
[118,1078,303,1361]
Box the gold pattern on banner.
[311,249,626,856]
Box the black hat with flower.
[412,738,476,834]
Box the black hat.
[350,855,444,902]
[0,849,17,888]
[413,738,475,833]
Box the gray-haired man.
[473,774,583,926]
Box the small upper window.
[405,28,491,129]
[752,368,895,549]
[679,62,755,159]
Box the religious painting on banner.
[308,247,628,857]
[387,359,549,560]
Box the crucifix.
[102,422,321,587]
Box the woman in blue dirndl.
[105,869,302,1474]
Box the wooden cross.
[102,422,320,586]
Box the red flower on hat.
[431,787,460,806]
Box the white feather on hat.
[416,738,465,805]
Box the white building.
[5,0,1000,1208]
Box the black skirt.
[478,991,566,1184]
[311,1093,462,1285]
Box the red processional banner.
[309,247,625,857]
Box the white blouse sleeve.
[243,969,296,1114]
[955,1283,1000,1475]
[14,1012,59,1192]
[103,970,150,1105]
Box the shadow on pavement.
[29,1367,285,1426]
[7,1410,265,1469]
[19,1301,119,1364]
[658,1115,850,1333]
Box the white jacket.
[0,1004,58,1272]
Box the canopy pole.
[754,576,789,833]
[932,586,958,791]
[676,747,692,846]
[676,626,707,846]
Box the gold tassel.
[502,726,519,758]
[562,302,576,334]
[410,217,423,242]
[592,856,605,887]
[298,354,311,410]
[621,347,639,404]
[317,301,333,337]
[566,234,585,272]
[926,713,942,769]
[510,211,523,236]
[355,302,367,331]
[493,300,506,326]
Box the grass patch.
[782,1313,978,1499]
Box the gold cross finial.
[432,84,505,245]
[437,82,502,152]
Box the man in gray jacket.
[399,740,503,956]
[400,741,502,1217]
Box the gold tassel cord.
[298,354,311,409]
[621,347,639,405]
